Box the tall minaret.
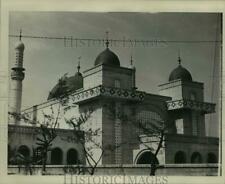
[9,30,25,124]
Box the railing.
[70,85,146,103]
[166,99,215,113]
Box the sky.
[9,12,221,137]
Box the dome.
[94,48,120,67]
[47,72,83,100]
[169,64,192,82]
[15,41,25,51]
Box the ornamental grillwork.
[166,99,215,113]
[70,85,146,104]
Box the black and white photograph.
[3,8,222,182]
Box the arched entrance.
[67,149,78,165]
[207,153,217,163]
[51,148,63,165]
[191,152,202,163]
[136,150,159,164]
[174,151,186,163]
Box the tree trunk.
[150,131,164,176]
[42,151,47,174]
[150,162,156,176]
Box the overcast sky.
[9,12,221,137]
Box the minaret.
[9,30,25,124]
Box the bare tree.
[8,147,36,175]
[135,117,166,175]
[36,103,62,174]
[63,105,103,175]
[105,102,167,176]
[8,102,62,175]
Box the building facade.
[8,38,219,167]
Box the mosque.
[8,35,219,168]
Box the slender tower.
[9,30,25,124]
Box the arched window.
[207,153,217,163]
[51,148,63,165]
[67,149,78,165]
[191,152,202,163]
[174,151,186,163]
[18,145,30,158]
[136,151,159,164]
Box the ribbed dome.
[94,48,120,67]
[48,72,83,100]
[15,41,25,51]
[169,65,192,82]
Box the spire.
[105,31,109,48]
[130,55,133,66]
[19,29,22,41]
[130,54,136,69]
[77,56,81,73]
[178,49,181,65]
[15,29,25,51]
